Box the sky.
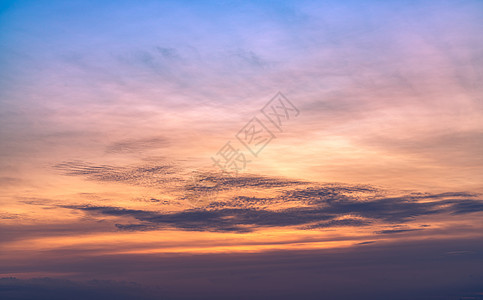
[0,0,482,299]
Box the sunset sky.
[1,1,482,299]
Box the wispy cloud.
[54,161,175,186]
[105,137,169,154]
[60,186,483,233]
